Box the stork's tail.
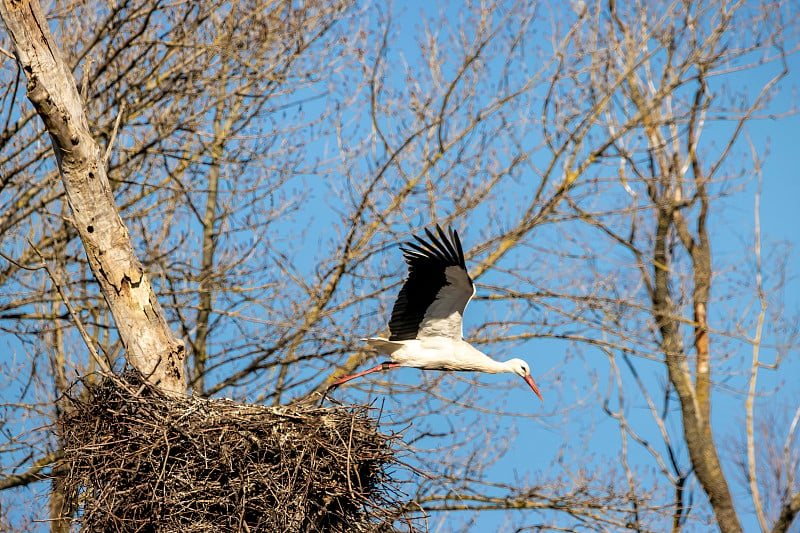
[361,337,404,355]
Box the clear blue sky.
[1,2,797,531]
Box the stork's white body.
[365,337,515,373]
[330,225,543,401]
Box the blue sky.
[325,3,800,531]
[1,1,798,531]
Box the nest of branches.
[57,372,416,533]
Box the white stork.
[331,225,543,401]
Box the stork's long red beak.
[524,375,544,402]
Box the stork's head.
[507,358,544,402]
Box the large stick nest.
[58,372,419,532]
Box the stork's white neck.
[454,345,520,374]
[478,358,515,374]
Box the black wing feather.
[388,224,471,341]
[451,228,466,267]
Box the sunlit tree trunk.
[0,0,186,394]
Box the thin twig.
[104,101,125,166]
[28,240,111,374]
[80,56,93,103]
[0,249,43,271]
[746,139,768,533]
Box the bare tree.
[0,0,351,528]
[0,0,798,532]
[1,0,186,396]
[309,2,800,531]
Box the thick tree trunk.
[652,205,742,533]
[0,0,186,395]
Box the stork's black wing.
[388,225,475,341]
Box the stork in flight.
[331,225,543,401]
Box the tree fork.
[652,205,742,533]
[0,0,186,395]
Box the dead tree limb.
[0,0,185,395]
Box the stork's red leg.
[328,362,401,389]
